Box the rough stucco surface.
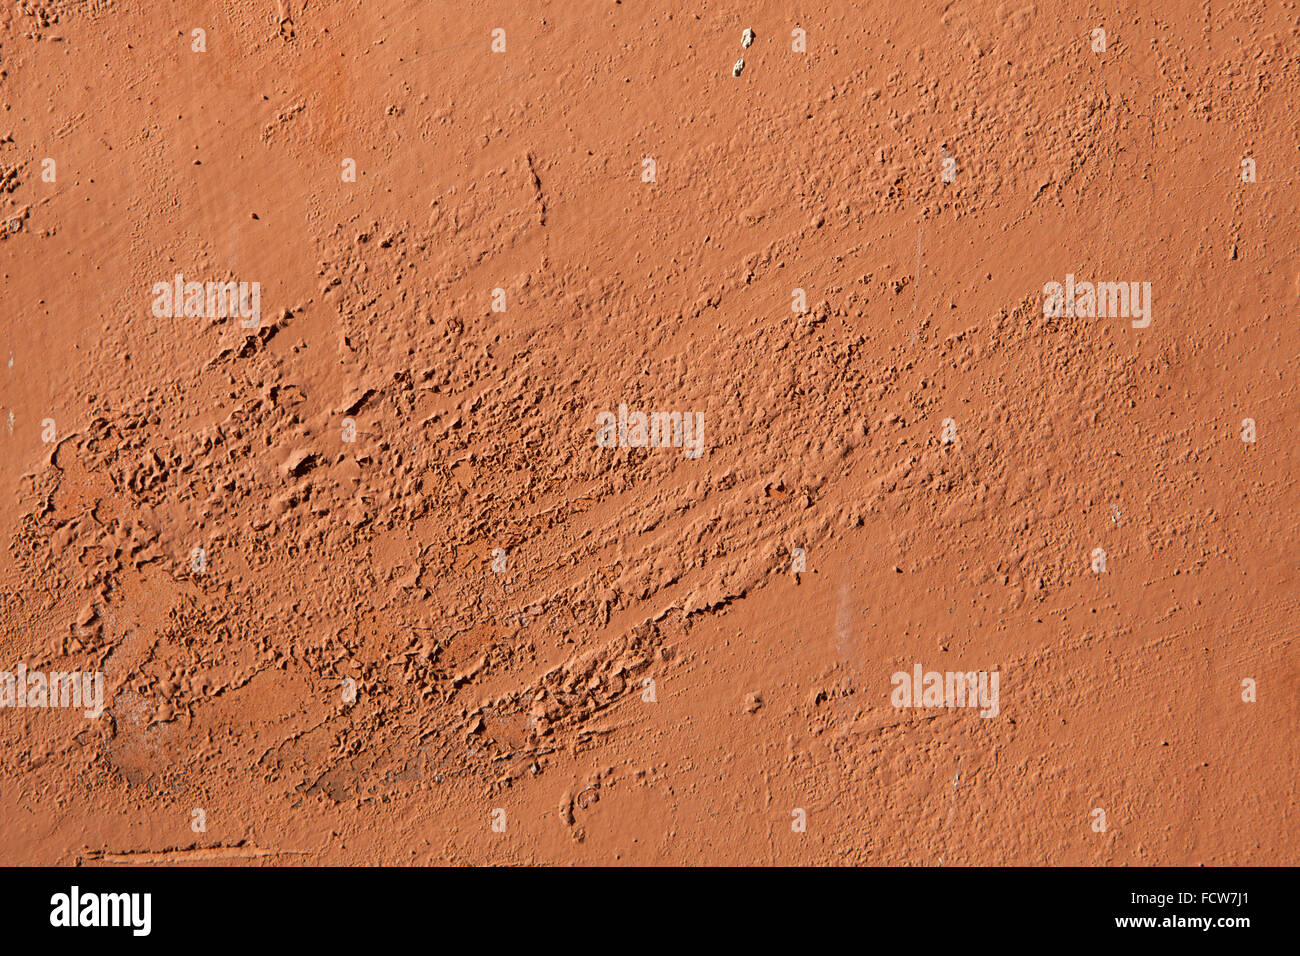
[0,1,1296,865]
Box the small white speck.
[733,57,745,77]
